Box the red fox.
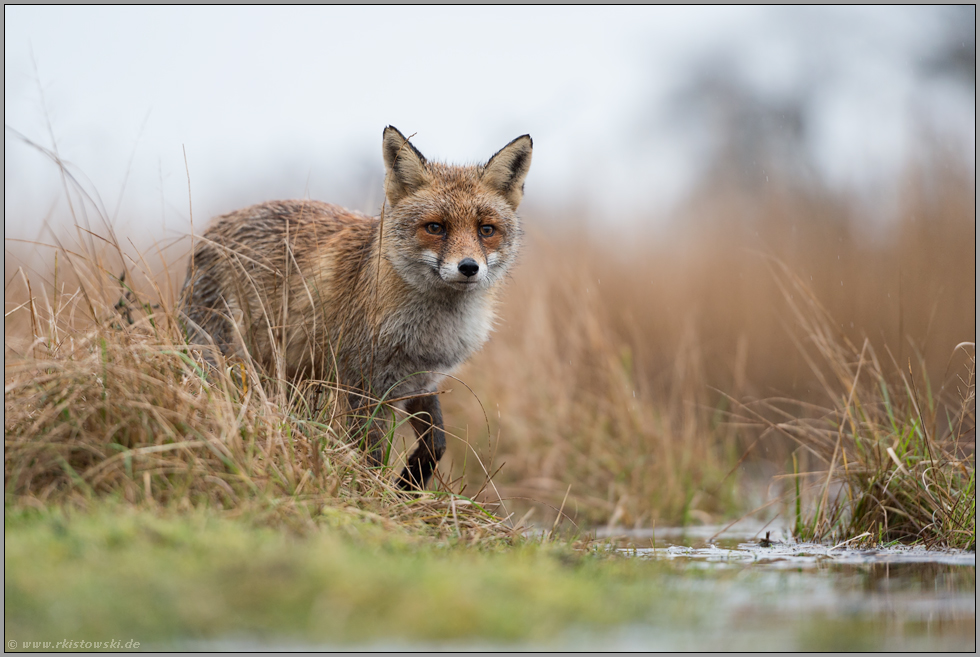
[178,126,532,490]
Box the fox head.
[380,126,532,294]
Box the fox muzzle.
[457,258,480,278]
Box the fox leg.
[398,394,446,491]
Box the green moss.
[4,505,675,646]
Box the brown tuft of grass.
[740,263,976,548]
[3,236,513,542]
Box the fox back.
[178,127,532,489]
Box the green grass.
[4,504,677,647]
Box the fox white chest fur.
[375,289,497,395]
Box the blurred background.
[6,7,974,236]
[5,6,975,526]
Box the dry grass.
[442,159,975,533]
[3,235,514,542]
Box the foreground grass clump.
[741,265,976,549]
[4,505,673,645]
[4,245,507,541]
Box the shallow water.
[602,521,975,565]
[596,523,976,651]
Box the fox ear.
[383,126,429,206]
[482,135,533,210]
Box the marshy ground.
[5,508,974,651]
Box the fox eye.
[479,225,496,237]
[425,223,445,235]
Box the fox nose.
[458,258,480,278]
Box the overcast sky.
[5,6,975,250]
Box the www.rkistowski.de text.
[7,639,140,650]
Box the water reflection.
[600,525,976,650]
